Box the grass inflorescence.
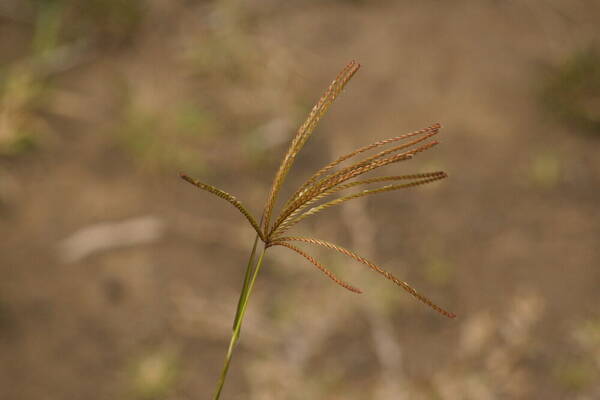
[179,60,455,399]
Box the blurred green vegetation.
[128,349,180,400]
[29,0,144,45]
[574,317,600,353]
[0,1,62,156]
[31,0,63,57]
[541,47,600,134]
[1,0,145,157]
[555,360,596,392]
[115,96,220,174]
[555,318,600,392]
[0,69,46,157]
[187,33,256,83]
[529,151,561,189]
[422,255,454,287]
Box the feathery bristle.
[180,173,265,242]
[262,61,361,234]
[268,241,363,294]
[270,140,439,236]
[272,173,447,237]
[283,123,441,210]
[274,237,456,318]
[275,171,446,236]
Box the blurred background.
[1,1,599,399]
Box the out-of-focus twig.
[58,216,165,263]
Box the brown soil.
[1,1,600,399]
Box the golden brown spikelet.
[269,140,440,236]
[274,171,447,236]
[262,61,361,234]
[272,237,456,319]
[180,173,265,242]
[283,123,441,210]
[268,241,363,294]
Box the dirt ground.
[1,1,600,399]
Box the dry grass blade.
[180,173,265,242]
[283,123,441,210]
[273,237,456,318]
[268,241,363,294]
[270,140,439,236]
[262,61,361,233]
[272,172,447,237]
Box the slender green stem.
[213,242,267,400]
[232,234,260,331]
